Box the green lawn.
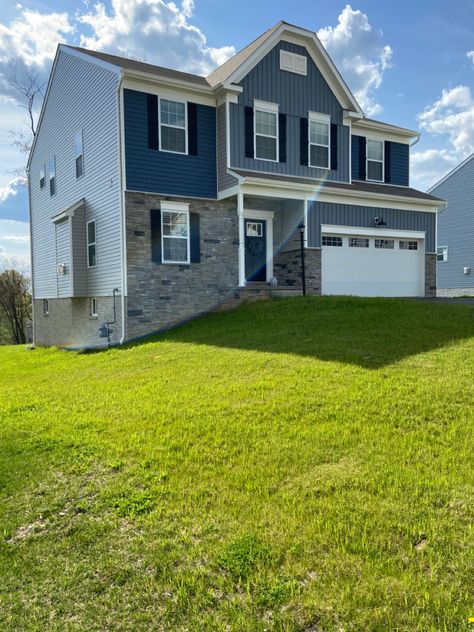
[1,296,473,631]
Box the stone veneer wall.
[273,248,321,294]
[33,295,123,348]
[125,192,239,340]
[425,254,436,298]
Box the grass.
[0,296,473,631]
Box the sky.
[1,0,474,273]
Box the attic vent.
[280,50,307,76]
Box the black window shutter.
[358,136,366,180]
[330,123,338,171]
[150,209,161,263]
[384,141,391,183]
[188,102,198,155]
[147,94,159,150]
[300,117,308,166]
[278,113,287,163]
[190,212,200,263]
[244,106,254,158]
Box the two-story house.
[28,21,445,349]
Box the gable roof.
[64,45,210,87]
[427,153,474,193]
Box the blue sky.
[1,0,474,271]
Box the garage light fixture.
[374,216,386,226]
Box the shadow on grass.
[124,296,474,369]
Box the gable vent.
[279,50,307,76]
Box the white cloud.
[0,176,26,204]
[0,219,30,273]
[412,85,474,189]
[78,0,235,75]
[467,50,474,65]
[317,4,392,116]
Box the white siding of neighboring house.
[29,47,122,299]
[55,219,71,297]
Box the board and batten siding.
[431,156,474,290]
[29,48,122,299]
[351,135,409,186]
[230,40,350,182]
[217,103,238,191]
[307,201,436,253]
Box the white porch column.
[237,192,246,286]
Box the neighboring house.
[28,21,445,349]
[429,154,474,296]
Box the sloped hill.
[1,297,473,630]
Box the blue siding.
[124,89,217,198]
[230,41,350,182]
[351,135,409,186]
[307,201,436,252]
[431,156,474,290]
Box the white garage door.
[321,231,425,297]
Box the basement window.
[90,297,98,317]
[43,299,49,315]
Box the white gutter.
[117,71,127,345]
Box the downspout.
[117,71,127,344]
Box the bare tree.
[0,270,32,344]
[8,63,46,159]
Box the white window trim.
[308,112,331,170]
[366,138,384,183]
[437,245,448,262]
[160,201,190,265]
[75,129,84,179]
[253,100,279,163]
[86,219,97,269]
[90,297,98,317]
[158,96,188,155]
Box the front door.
[245,219,267,282]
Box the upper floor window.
[437,245,448,262]
[49,157,56,196]
[40,165,45,189]
[309,113,330,169]
[160,98,187,154]
[367,139,384,182]
[75,130,84,179]
[161,203,190,264]
[254,101,278,162]
[87,220,97,268]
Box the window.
[160,98,187,154]
[75,130,84,179]
[322,235,343,247]
[254,101,278,161]
[437,245,448,262]
[367,139,384,182]
[90,298,98,317]
[49,157,56,196]
[161,207,189,263]
[246,222,263,237]
[279,50,307,76]
[43,299,49,315]
[40,165,45,189]
[349,237,369,248]
[309,113,330,169]
[375,239,394,249]
[399,240,418,251]
[87,220,96,268]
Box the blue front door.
[245,219,267,282]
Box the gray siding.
[229,40,350,182]
[71,205,87,296]
[431,156,474,290]
[29,49,121,299]
[307,201,436,253]
[55,219,70,297]
[217,103,238,191]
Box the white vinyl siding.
[367,139,384,182]
[159,98,187,154]
[29,49,122,299]
[309,113,330,169]
[75,130,84,179]
[254,101,278,162]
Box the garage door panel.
[322,234,424,297]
